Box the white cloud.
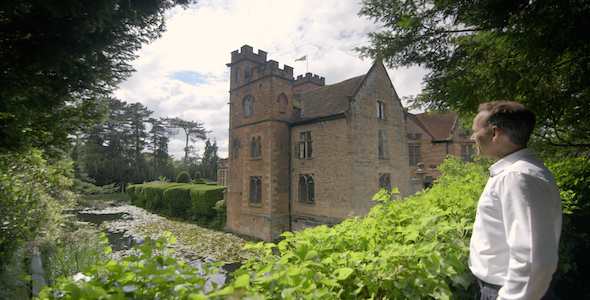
[114,0,429,160]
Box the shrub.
[37,232,228,299]
[163,185,192,218]
[176,171,191,183]
[211,199,227,230]
[188,186,226,224]
[0,150,75,268]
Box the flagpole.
[306,53,309,73]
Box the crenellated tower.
[225,45,294,241]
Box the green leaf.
[334,267,354,280]
[234,274,251,288]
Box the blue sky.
[114,0,428,160]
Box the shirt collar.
[488,148,534,177]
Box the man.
[469,101,562,300]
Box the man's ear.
[491,125,501,140]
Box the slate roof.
[293,75,365,122]
[406,111,459,141]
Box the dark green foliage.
[0,150,75,268]
[358,0,590,155]
[189,186,225,223]
[176,171,191,183]
[211,200,227,230]
[0,0,195,154]
[163,186,192,218]
[548,157,590,299]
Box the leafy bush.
[0,150,76,268]
[163,185,192,218]
[211,200,227,230]
[37,232,231,299]
[176,171,191,183]
[38,228,107,286]
[188,186,225,224]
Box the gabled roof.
[293,75,365,122]
[407,111,458,141]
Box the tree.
[357,0,590,156]
[0,0,196,154]
[165,117,208,166]
[147,117,173,168]
[201,139,219,181]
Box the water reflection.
[71,211,142,251]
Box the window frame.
[298,131,313,159]
[409,145,421,166]
[461,144,474,162]
[377,101,386,120]
[243,95,253,118]
[249,176,262,204]
[378,130,388,159]
[379,173,391,192]
[298,174,315,204]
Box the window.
[409,146,421,166]
[251,136,262,157]
[233,140,240,158]
[278,94,288,114]
[299,131,313,159]
[298,174,315,204]
[378,130,388,159]
[250,176,262,203]
[235,67,240,83]
[243,95,253,118]
[461,145,474,162]
[379,173,391,191]
[377,101,386,119]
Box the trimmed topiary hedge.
[127,183,226,227]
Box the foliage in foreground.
[0,150,75,268]
[37,232,235,300]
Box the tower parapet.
[230,45,267,65]
[244,60,294,82]
[293,72,325,93]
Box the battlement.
[243,60,294,81]
[294,72,325,87]
[230,45,267,64]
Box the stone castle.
[220,45,474,241]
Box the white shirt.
[469,148,562,300]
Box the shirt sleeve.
[497,172,559,300]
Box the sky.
[114,0,429,160]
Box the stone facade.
[224,45,474,241]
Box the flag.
[295,55,307,62]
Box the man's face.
[471,111,495,159]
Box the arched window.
[233,140,240,158]
[250,176,262,203]
[243,95,253,118]
[251,136,262,157]
[278,93,288,114]
[298,174,315,204]
[379,173,391,192]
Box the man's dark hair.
[478,101,536,146]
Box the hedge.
[127,183,226,226]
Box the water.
[66,209,240,285]
[71,210,142,251]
